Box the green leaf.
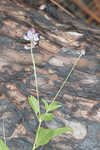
[42,99,49,112]
[39,113,54,121]
[0,139,10,150]
[52,127,72,137]
[47,101,61,112]
[28,96,40,116]
[35,127,54,148]
[35,126,72,148]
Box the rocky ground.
[0,0,100,150]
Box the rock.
[67,120,87,140]
[0,99,9,113]
[76,121,100,150]
[48,57,64,67]
[0,0,100,150]
[23,119,37,136]
[60,47,80,57]
[45,117,65,129]
[7,138,32,150]
[0,99,23,137]
[54,144,73,150]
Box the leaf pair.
[42,99,61,113]
[28,96,61,122]
[39,113,54,122]
[35,127,72,148]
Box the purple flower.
[24,28,39,49]
[81,49,85,56]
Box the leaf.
[47,101,61,112]
[28,96,40,116]
[52,127,72,137]
[42,99,49,112]
[35,127,54,148]
[0,139,10,150]
[39,113,54,121]
[35,126,72,148]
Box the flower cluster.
[24,28,39,49]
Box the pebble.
[67,120,87,140]
[48,57,64,66]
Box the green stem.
[32,121,41,150]
[30,40,41,150]
[30,40,39,103]
[53,53,82,102]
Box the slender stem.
[30,40,41,150]
[32,121,41,150]
[30,40,39,103]
[53,53,82,102]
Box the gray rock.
[60,47,80,56]
[48,57,64,67]
[24,119,37,136]
[76,121,100,150]
[68,120,87,140]
[0,99,9,113]
[0,101,23,137]
[0,118,16,137]
[7,138,32,150]
[45,117,65,129]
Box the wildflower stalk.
[30,39,41,150]
[53,52,82,102]
[30,40,39,103]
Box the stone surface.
[7,138,32,150]
[0,99,23,137]
[76,121,100,150]
[67,120,87,140]
[0,0,100,150]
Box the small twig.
[49,0,74,17]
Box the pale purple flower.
[24,28,39,49]
[81,49,85,56]
[33,33,39,41]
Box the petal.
[24,35,30,41]
[34,33,39,41]
[27,30,34,40]
[81,49,85,56]
[32,44,35,48]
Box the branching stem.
[30,40,41,150]
[53,53,82,102]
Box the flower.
[81,49,85,56]
[24,28,39,49]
